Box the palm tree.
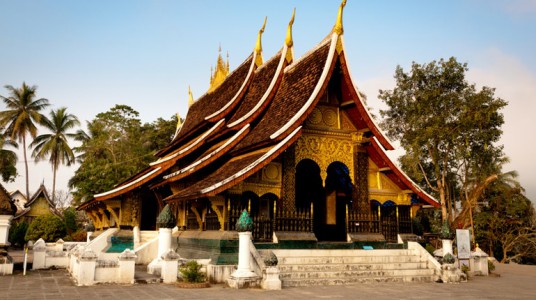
[0,132,18,182]
[0,83,49,200]
[30,107,80,203]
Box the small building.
[13,184,58,224]
[78,3,439,260]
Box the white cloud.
[468,48,536,201]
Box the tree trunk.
[52,163,57,204]
[22,135,30,201]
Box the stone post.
[77,249,97,286]
[262,266,282,290]
[32,238,46,270]
[161,249,180,283]
[133,226,141,244]
[470,246,489,276]
[0,215,13,246]
[148,204,176,275]
[442,239,453,256]
[228,210,259,289]
[118,249,137,284]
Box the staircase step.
[278,255,424,265]
[281,275,435,287]
[278,261,429,272]
[279,268,435,280]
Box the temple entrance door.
[380,201,398,243]
[314,161,353,242]
[140,191,158,230]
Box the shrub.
[70,229,88,242]
[25,214,67,242]
[63,207,78,235]
[443,253,456,264]
[179,260,206,283]
[488,260,496,272]
[8,221,29,247]
[425,243,435,256]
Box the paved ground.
[1,263,536,300]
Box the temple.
[78,2,438,261]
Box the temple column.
[280,144,296,212]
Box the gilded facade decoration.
[305,106,340,129]
[354,151,369,213]
[295,132,354,182]
[281,145,296,212]
[262,162,282,183]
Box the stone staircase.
[273,248,438,287]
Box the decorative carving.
[235,210,253,232]
[305,106,340,129]
[262,162,281,182]
[295,133,354,182]
[281,146,296,212]
[189,205,203,231]
[209,197,225,231]
[156,204,176,228]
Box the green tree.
[69,105,176,205]
[25,214,66,242]
[0,133,18,182]
[474,181,536,263]
[30,107,80,203]
[379,57,507,223]
[63,207,78,235]
[0,83,50,200]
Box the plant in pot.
[440,221,454,257]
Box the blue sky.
[1,0,536,202]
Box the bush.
[488,260,496,272]
[8,221,29,247]
[425,243,435,256]
[25,214,67,242]
[70,229,88,242]
[179,260,206,283]
[63,207,78,235]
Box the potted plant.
[440,221,454,256]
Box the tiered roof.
[82,1,438,210]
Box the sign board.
[456,229,471,259]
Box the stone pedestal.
[227,232,259,289]
[442,239,453,256]
[77,249,97,286]
[32,239,46,270]
[148,227,172,275]
[133,226,141,244]
[261,266,281,290]
[0,215,13,246]
[118,249,137,283]
[470,247,489,276]
[161,250,180,283]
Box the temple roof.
[83,3,438,209]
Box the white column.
[0,215,13,246]
[442,239,453,256]
[158,228,172,258]
[235,232,255,276]
[118,249,137,284]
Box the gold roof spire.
[332,0,347,35]
[176,112,182,127]
[285,8,296,48]
[188,86,194,107]
[254,17,267,67]
[209,46,230,92]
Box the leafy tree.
[69,105,176,205]
[474,181,536,263]
[25,214,66,242]
[0,83,50,200]
[8,221,28,247]
[30,107,80,203]
[379,57,507,223]
[0,133,18,182]
[63,207,78,235]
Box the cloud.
[468,48,536,201]
[359,50,536,202]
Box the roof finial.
[333,0,347,35]
[285,8,296,48]
[176,112,182,127]
[254,17,267,67]
[188,86,194,107]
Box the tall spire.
[285,8,296,48]
[332,0,347,35]
[188,86,194,107]
[285,8,296,64]
[209,46,230,92]
[254,17,267,67]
